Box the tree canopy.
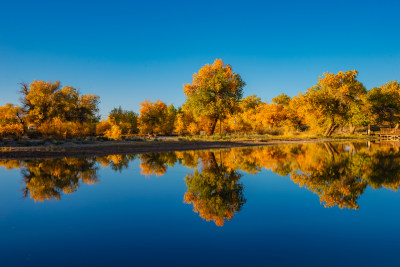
[138,100,176,135]
[20,80,100,125]
[183,59,245,135]
[297,70,366,136]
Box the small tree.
[0,104,24,138]
[109,106,138,134]
[365,80,400,126]
[138,100,176,135]
[105,125,122,140]
[272,93,291,106]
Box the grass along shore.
[0,134,376,159]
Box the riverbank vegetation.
[1,59,399,141]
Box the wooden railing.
[380,128,400,135]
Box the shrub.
[105,125,122,140]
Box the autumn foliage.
[138,100,176,135]
[95,107,139,140]
[183,59,245,135]
[1,61,400,139]
[5,80,100,139]
[0,103,24,138]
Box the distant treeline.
[1,59,399,139]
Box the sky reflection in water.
[1,142,400,266]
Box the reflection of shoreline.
[0,138,373,160]
[2,142,400,225]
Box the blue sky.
[0,0,399,116]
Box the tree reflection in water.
[97,154,136,172]
[2,141,400,225]
[138,152,177,177]
[183,152,245,226]
[19,158,98,202]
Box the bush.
[105,125,122,140]
[0,124,24,139]
[264,127,284,136]
[96,120,112,136]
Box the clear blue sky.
[0,0,399,116]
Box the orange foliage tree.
[296,70,366,136]
[138,100,176,135]
[183,59,245,135]
[224,95,262,133]
[0,103,24,138]
[19,80,100,138]
[365,80,400,126]
[108,106,138,135]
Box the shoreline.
[0,137,375,160]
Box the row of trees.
[0,80,177,139]
[127,61,400,137]
[1,59,399,139]
[134,59,400,137]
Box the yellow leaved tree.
[183,59,245,135]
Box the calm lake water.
[1,141,400,266]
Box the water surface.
[1,141,400,266]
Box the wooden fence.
[380,128,400,139]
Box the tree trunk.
[328,124,338,136]
[324,124,332,136]
[219,119,222,137]
[324,123,338,136]
[349,124,356,134]
[204,116,218,136]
